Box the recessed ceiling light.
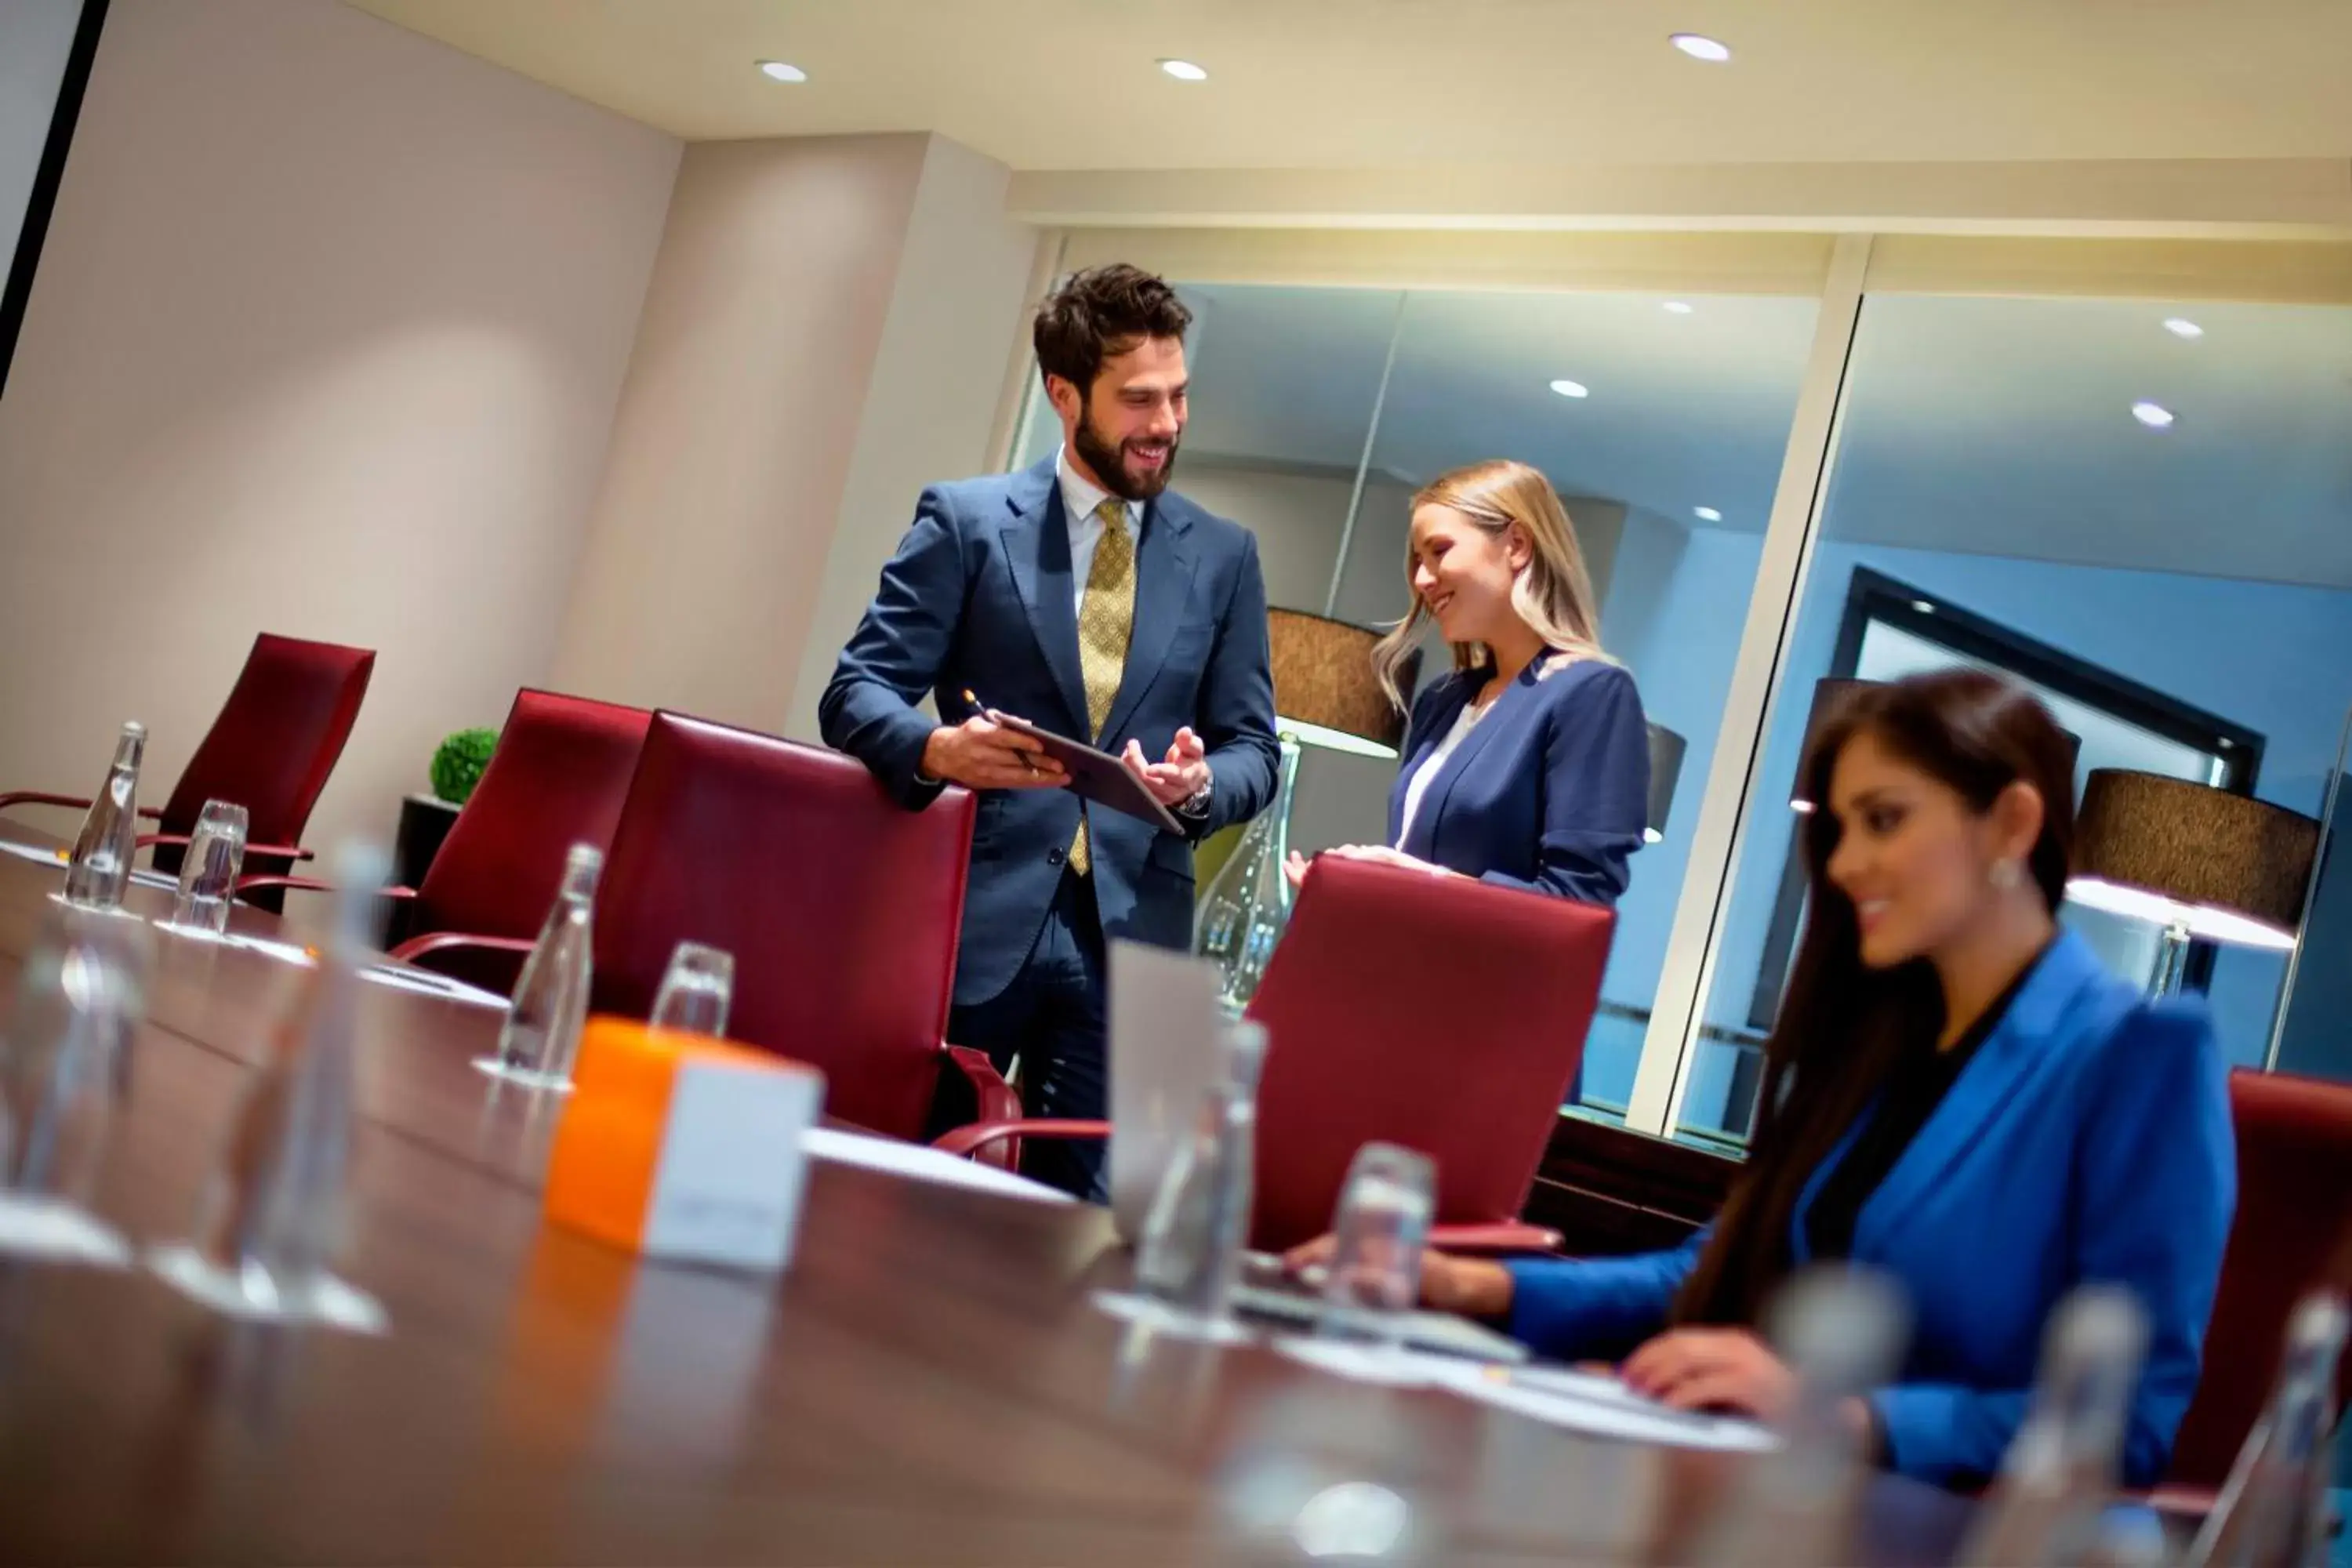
[756,60,808,83]
[1670,33,1732,62]
[1664,300,1695,315]
[2163,318,2204,339]
[2132,401,2176,429]
[1911,599,1936,615]
[1548,379,1589,398]
[1693,506,1722,522]
[1158,58,1209,81]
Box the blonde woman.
[1287,459,1650,906]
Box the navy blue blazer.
[1502,931,2236,1487]
[1390,659,1649,906]
[818,459,1279,1007]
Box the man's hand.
[920,715,1068,791]
[1121,726,1211,808]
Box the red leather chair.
[0,633,373,896]
[2159,1069,2352,1505]
[269,689,653,993]
[584,711,1014,1144]
[938,855,1617,1252]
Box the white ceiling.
[344,0,2352,169]
[1173,284,2352,589]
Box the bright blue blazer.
[1504,931,2236,1487]
[1390,659,1650,906]
[819,459,1280,1006]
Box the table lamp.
[1194,608,1414,1011]
[1645,723,1686,844]
[2067,769,2320,996]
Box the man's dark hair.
[1033,264,1192,396]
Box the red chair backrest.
[2167,1068,2352,1489]
[157,633,374,846]
[1242,857,1615,1250]
[591,713,975,1141]
[409,689,652,987]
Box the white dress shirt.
[1395,699,1483,849]
[1056,445,1143,615]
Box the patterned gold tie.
[1069,497,1136,875]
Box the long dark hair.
[1672,669,2078,1327]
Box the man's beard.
[1073,407,1179,502]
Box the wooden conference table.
[0,822,1973,1566]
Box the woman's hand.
[1319,844,1463,879]
[1280,1236,1515,1319]
[1620,1328,1798,1421]
[1618,1328,1874,1440]
[1283,850,1312,890]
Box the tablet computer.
[984,710,1185,836]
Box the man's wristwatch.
[1174,779,1214,819]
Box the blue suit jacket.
[818,459,1279,1006]
[1504,931,2235,1487]
[1392,659,1650,906]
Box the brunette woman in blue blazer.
[1286,459,1650,906]
[1294,671,2235,1490]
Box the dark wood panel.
[1526,1113,1740,1257]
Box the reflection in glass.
[1338,289,1819,1116]
[1195,611,1409,1012]
[1683,296,2352,1147]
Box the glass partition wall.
[1004,234,2352,1147]
[1665,290,2352,1149]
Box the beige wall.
[0,0,679,857]
[784,136,1047,737]
[557,131,1042,742]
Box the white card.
[1105,938,1225,1243]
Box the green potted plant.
[395,726,499,891]
[430,728,499,807]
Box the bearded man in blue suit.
[822,265,1279,1198]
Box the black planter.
[394,793,461,891]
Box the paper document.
[1276,1339,1777,1453]
[803,1126,1075,1205]
[1443,1361,1779,1452]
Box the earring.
[1989,859,2024,891]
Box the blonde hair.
[1371,458,1612,710]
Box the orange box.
[545,1016,826,1270]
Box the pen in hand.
[950,689,1059,786]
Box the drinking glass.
[1319,1142,1436,1345]
[651,942,734,1039]
[0,904,150,1264]
[166,800,249,935]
